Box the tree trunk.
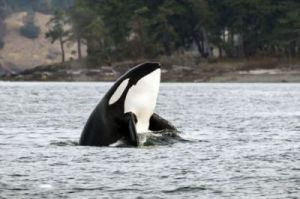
[59,36,65,63]
[290,40,296,57]
[219,46,223,58]
[192,31,205,57]
[201,28,210,57]
[228,31,236,57]
[77,37,82,60]
[238,34,245,58]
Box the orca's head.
[108,62,161,133]
[122,62,161,85]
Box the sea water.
[0,82,299,198]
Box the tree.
[63,0,300,62]
[68,0,96,61]
[128,6,162,58]
[0,19,5,49]
[45,11,69,62]
[0,1,6,49]
[132,0,212,57]
[149,2,179,56]
[97,0,137,60]
[272,0,300,57]
[178,0,212,57]
[84,17,113,64]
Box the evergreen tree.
[45,0,300,62]
[68,0,96,60]
[45,11,69,62]
[273,0,300,57]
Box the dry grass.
[0,12,86,70]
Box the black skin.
[79,62,177,147]
[125,112,139,146]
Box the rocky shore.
[1,59,300,82]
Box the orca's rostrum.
[79,62,177,147]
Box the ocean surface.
[0,82,299,199]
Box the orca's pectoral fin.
[124,112,139,146]
[149,113,177,131]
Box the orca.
[79,62,177,147]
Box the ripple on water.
[0,83,299,199]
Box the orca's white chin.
[124,68,161,133]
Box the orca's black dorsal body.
[79,62,177,147]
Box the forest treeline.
[1,0,300,65]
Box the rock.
[172,65,193,72]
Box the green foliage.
[20,23,40,39]
[51,0,74,11]
[20,11,40,39]
[271,1,300,56]
[45,11,68,43]
[45,11,69,62]
[0,18,5,49]
[45,0,300,64]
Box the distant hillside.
[0,11,86,72]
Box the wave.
[142,130,190,146]
[49,130,189,147]
[49,140,79,146]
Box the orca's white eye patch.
[109,78,129,105]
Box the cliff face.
[0,12,86,72]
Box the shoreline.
[2,70,300,83]
[1,58,300,83]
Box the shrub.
[20,11,40,39]
[20,21,40,39]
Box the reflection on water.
[0,82,299,198]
